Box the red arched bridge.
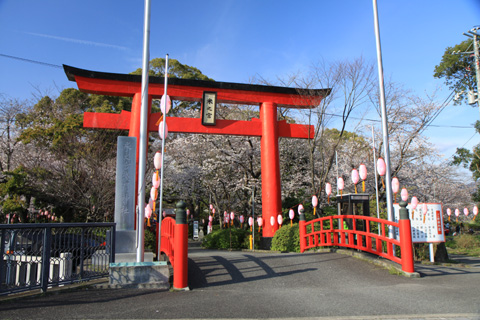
[160,201,415,289]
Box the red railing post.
[173,201,189,290]
[398,199,415,273]
[299,207,306,252]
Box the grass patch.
[446,234,480,257]
[387,266,403,276]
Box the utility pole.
[460,26,480,111]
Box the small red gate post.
[299,207,307,253]
[398,199,415,273]
[173,201,189,290]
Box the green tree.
[0,167,32,223]
[451,121,480,202]
[434,39,477,104]
[131,58,214,115]
[14,89,126,221]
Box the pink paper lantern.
[446,208,451,216]
[154,152,162,170]
[359,164,367,181]
[208,215,213,222]
[224,211,228,218]
[257,217,263,227]
[270,216,275,226]
[325,183,332,196]
[160,94,172,114]
[209,204,213,210]
[289,209,295,220]
[145,205,152,219]
[277,214,283,226]
[312,195,318,207]
[351,169,359,185]
[474,206,478,216]
[152,172,160,189]
[158,120,168,140]
[422,203,428,216]
[248,217,253,226]
[297,204,304,215]
[240,215,245,223]
[212,208,216,214]
[377,158,386,176]
[464,208,469,216]
[230,212,235,221]
[337,177,344,191]
[400,188,408,202]
[455,208,460,217]
[150,187,158,201]
[411,196,418,209]
[392,177,400,194]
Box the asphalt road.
[1,242,479,319]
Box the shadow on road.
[188,251,348,289]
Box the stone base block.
[109,261,170,289]
[115,230,137,253]
[115,252,154,263]
[260,236,272,250]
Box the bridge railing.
[156,201,189,290]
[299,202,414,273]
[159,217,176,267]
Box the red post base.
[173,223,188,290]
[399,219,414,273]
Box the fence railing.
[0,222,115,295]
[299,202,414,273]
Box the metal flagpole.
[136,0,151,262]
[371,126,381,235]
[157,55,169,260]
[335,151,339,194]
[252,186,255,251]
[372,0,394,239]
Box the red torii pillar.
[63,65,330,239]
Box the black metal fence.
[0,223,115,295]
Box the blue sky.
[0,0,479,163]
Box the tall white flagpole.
[372,0,394,239]
[371,126,381,235]
[136,0,151,262]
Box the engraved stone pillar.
[114,136,137,257]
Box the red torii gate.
[63,65,330,239]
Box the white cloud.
[25,32,128,51]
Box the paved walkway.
[0,243,479,319]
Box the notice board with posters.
[393,203,445,243]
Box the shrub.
[271,223,300,252]
[144,227,156,252]
[202,228,250,250]
[455,234,480,249]
[413,243,429,261]
[241,230,261,249]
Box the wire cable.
[0,53,62,69]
